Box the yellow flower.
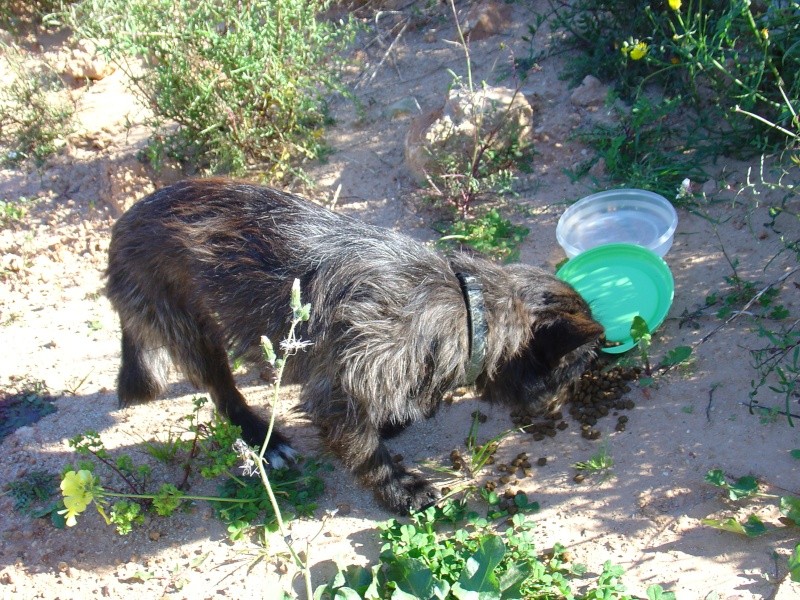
[761,28,769,40]
[669,0,682,10]
[629,41,648,61]
[59,470,97,527]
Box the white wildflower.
[676,178,692,200]
[233,439,258,477]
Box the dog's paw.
[379,471,441,515]
[265,442,299,470]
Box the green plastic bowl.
[556,243,674,353]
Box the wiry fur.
[106,179,603,514]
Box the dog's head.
[479,267,603,412]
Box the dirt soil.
[1,2,799,599]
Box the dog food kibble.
[471,410,488,423]
[511,361,640,443]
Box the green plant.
[0,43,73,165]
[630,315,692,384]
[3,470,62,524]
[0,196,32,224]
[572,94,706,196]
[437,209,529,262]
[551,0,800,188]
[61,0,355,179]
[737,156,800,426]
[574,443,614,476]
[682,256,798,426]
[317,497,673,599]
[58,394,325,536]
[0,1,68,32]
[702,468,799,578]
[790,544,800,582]
[417,1,534,218]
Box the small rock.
[385,97,420,119]
[570,75,608,108]
[1,254,23,273]
[702,179,717,195]
[587,157,607,178]
[148,530,161,542]
[466,1,514,41]
[405,84,533,181]
[61,39,116,81]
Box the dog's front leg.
[324,409,440,515]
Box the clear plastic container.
[556,189,678,258]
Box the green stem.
[256,311,314,600]
[448,0,472,92]
[100,491,256,503]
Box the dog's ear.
[532,313,603,370]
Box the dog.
[106,178,603,514]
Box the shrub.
[0,43,73,165]
[62,0,356,179]
[550,0,800,187]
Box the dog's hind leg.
[174,311,297,468]
[118,295,296,468]
[117,325,169,406]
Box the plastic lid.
[556,243,674,353]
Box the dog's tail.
[117,326,169,406]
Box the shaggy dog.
[106,179,603,513]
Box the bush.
[0,43,73,165]
[62,0,356,179]
[550,0,800,187]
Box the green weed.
[550,0,800,187]
[630,315,693,384]
[416,1,534,220]
[574,444,614,475]
[0,1,67,32]
[318,496,674,599]
[3,470,61,522]
[703,468,799,578]
[437,209,529,262]
[0,379,58,442]
[0,43,73,165]
[0,197,32,224]
[61,0,356,179]
[60,398,325,537]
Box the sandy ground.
[1,2,799,598]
